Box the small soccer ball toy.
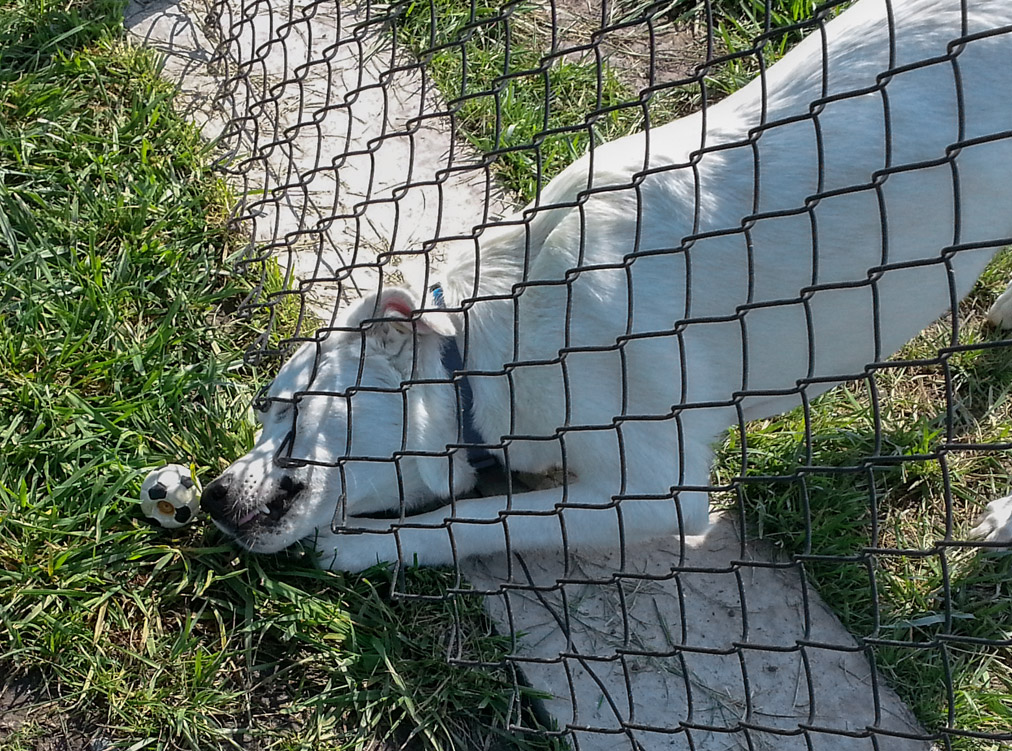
[140,464,200,529]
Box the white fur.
[209,0,1012,569]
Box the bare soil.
[0,672,98,751]
[530,0,709,92]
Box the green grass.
[392,0,642,201]
[0,1,558,748]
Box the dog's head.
[202,288,476,554]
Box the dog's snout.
[200,474,233,519]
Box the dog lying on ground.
[203,0,1012,571]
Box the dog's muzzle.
[201,473,304,529]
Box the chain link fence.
[180,0,1012,747]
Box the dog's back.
[452,0,1012,446]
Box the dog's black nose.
[200,474,232,520]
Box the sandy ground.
[466,514,930,750]
[127,0,514,320]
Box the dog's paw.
[986,282,1012,329]
[969,496,1012,544]
[311,525,401,573]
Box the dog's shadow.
[458,510,931,749]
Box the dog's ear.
[407,378,478,499]
[334,289,477,501]
[336,289,458,385]
[345,289,476,499]
[344,288,456,339]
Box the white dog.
[203,0,1012,571]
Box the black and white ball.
[140,464,200,529]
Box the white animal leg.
[312,483,708,572]
[986,281,1012,329]
[969,496,1012,545]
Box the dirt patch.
[0,672,102,751]
[528,0,709,92]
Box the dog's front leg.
[970,496,1012,545]
[312,484,704,572]
[986,281,1012,329]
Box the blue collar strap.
[430,285,499,472]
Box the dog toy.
[140,464,201,529]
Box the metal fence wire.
[198,0,1012,747]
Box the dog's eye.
[253,400,293,425]
[258,401,294,422]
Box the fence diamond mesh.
[174,0,1012,747]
